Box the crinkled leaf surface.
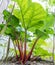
[12,0,46,31]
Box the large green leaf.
[28,21,44,32]
[33,47,51,56]
[39,14,54,33]
[49,0,55,5]
[29,38,51,56]
[44,28,54,34]
[0,24,4,32]
[43,14,54,29]
[12,0,46,30]
[34,29,49,39]
[2,10,20,40]
[3,10,19,28]
[4,25,19,40]
[34,27,54,39]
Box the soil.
[0,56,54,65]
[0,61,53,65]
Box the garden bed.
[0,56,53,65]
[0,61,53,65]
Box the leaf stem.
[4,37,10,61]
[25,36,41,61]
[23,28,27,62]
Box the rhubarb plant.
[0,0,54,64]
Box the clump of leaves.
[0,0,54,64]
